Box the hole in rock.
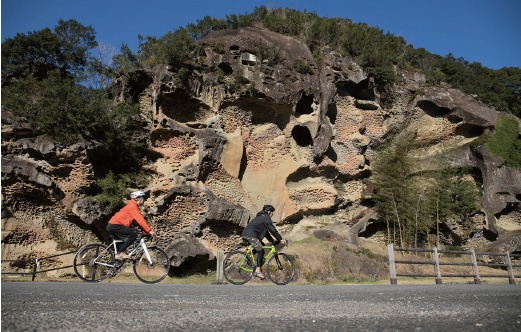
[292,125,313,147]
[455,124,484,139]
[296,94,314,115]
[358,222,387,239]
[326,103,337,124]
[337,79,375,101]
[417,100,451,117]
[218,63,233,75]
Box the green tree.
[112,43,141,75]
[137,28,193,70]
[2,71,94,144]
[1,19,97,83]
[447,166,481,223]
[426,151,453,247]
[372,134,417,247]
[486,116,521,169]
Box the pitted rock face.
[2,27,521,273]
[199,27,320,105]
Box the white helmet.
[130,191,146,200]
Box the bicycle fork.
[274,254,283,270]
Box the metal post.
[470,248,481,284]
[387,244,397,284]
[433,246,442,284]
[505,252,515,285]
[215,250,224,284]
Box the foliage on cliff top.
[133,6,519,115]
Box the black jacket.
[242,211,282,243]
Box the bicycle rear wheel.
[133,247,170,284]
[223,251,253,285]
[267,253,295,285]
[73,244,114,282]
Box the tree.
[426,151,453,247]
[486,116,521,169]
[447,166,480,224]
[53,19,98,77]
[372,133,417,247]
[1,19,97,83]
[2,71,94,144]
[112,43,141,75]
[84,40,117,90]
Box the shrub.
[469,133,490,148]
[255,39,283,66]
[212,43,225,54]
[177,67,191,82]
[365,66,396,82]
[223,70,252,94]
[293,59,314,75]
[444,245,462,258]
[408,89,426,104]
[96,171,148,210]
[486,116,521,169]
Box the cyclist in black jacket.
[242,205,287,280]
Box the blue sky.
[2,0,520,70]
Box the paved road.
[2,282,520,331]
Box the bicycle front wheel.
[133,247,170,284]
[223,251,253,285]
[73,243,114,282]
[267,253,295,285]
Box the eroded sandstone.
[2,27,520,275]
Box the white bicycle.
[73,234,170,284]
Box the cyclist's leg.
[243,236,264,276]
[106,224,137,253]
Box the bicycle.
[223,241,295,285]
[73,233,170,284]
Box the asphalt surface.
[2,282,521,331]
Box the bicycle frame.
[93,237,152,267]
[240,244,279,272]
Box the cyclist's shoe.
[253,271,265,280]
[115,253,131,260]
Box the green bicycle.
[223,241,295,285]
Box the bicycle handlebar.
[276,240,289,249]
[137,233,154,241]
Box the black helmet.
[263,205,275,212]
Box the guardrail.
[387,244,521,285]
[1,251,76,281]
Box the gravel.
[2,282,521,331]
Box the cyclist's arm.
[265,232,275,244]
[129,205,152,233]
[266,221,282,242]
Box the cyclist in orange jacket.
[106,191,156,260]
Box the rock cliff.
[2,27,520,273]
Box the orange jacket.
[108,200,151,233]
